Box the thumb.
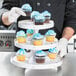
[58,38,68,57]
[60,48,67,57]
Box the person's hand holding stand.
[59,27,74,58]
[2,7,26,26]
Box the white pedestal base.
[24,66,62,76]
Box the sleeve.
[2,0,19,10]
[64,0,76,32]
[0,0,19,29]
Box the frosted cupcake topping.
[26,29,34,34]
[49,48,58,53]
[45,30,56,36]
[35,50,47,56]
[35,14,45,22]
[16,30,27,37]
[42,10,51,17]
[31,11,40,19]
[33,33,44,39]
[16,49,27,55]
[21,4,32,12]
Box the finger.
[11,7,26,16]
[15,8,26,16]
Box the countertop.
[0,52,76,76]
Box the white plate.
[18,20,54,30]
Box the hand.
[2,7,26,25]
[58,38,68,58]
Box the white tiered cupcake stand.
[11,20,63,76]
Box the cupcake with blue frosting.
[21,4,32,16]
[31,11,40,21]
[45,30,56,42]
[35,50,47,63]
[48,48,58,59]
[16,30,27,43]
[32,33,44,46]
[26,29,34,36]
[42,11,51,23]
[34,14,45,25]
[16,49,27,61]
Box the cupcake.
[16,49,26,61]
[21,4,32,16]
[32,33,44,46]
[45,30,56,43]
[31,11,40,21]
[35,50,47,63]
[26,29,34,36]
[16,30,27,43]
[48,48,58,59]
[34,14,45,25]
[42,11,51,23]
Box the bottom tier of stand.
[11,56,62,70]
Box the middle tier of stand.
[18,20,54,30]
[14,38,58,50]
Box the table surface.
[0,52,76,76]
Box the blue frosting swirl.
[16,49,27,55]
[45,30,56,36]
[33,33,44,39]
[26,29,34,34]
[31,11,40,19]
[49,48,58,53]
[35,50,47,56]
[42,10,51,17]
[16,30,26,37]
[35,14,45,22]
[21,4,32,12]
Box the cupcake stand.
[11,20,63,76]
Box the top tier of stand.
[18,20,54,30]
